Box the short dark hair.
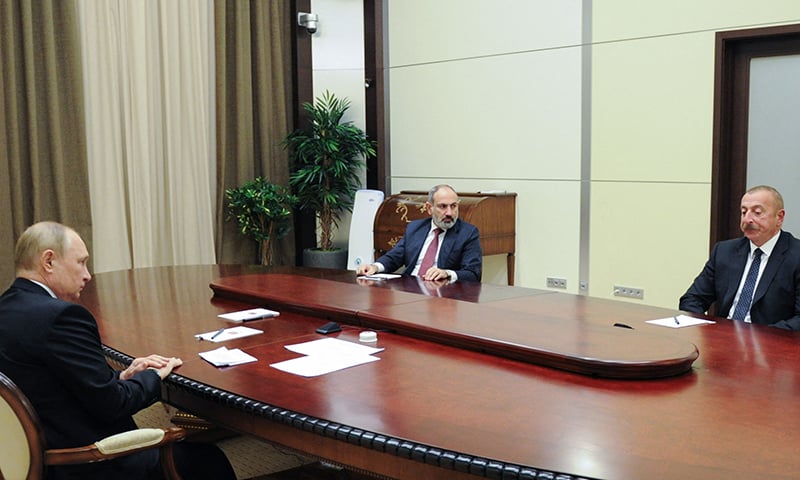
[427,184,457,204]
[746,185,784,210]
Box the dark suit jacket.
[376,218,482,282]
[0,278,161,450]
[679,231,800,330]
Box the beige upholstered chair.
[0,371,186,480]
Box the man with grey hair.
[357,184,482,282]
[0,221,235,479]
[680,185,800,329]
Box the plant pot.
[302,248,348,270]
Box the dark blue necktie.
[731,248,763,321]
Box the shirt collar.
[27,279,57,298]
[751,230,781,257]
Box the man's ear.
[41,250,56,272]
[425,202,433,215]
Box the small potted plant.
[285,91,376,268]
[225,177,297,266]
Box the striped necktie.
[731,248,763,321]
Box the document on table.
[362,273,402,281]
[270,354,380,377]
[285,337,384,356]
[646,315,716,328]
[270,337,384,377]
[194,326,263,342]
[199,346,257,367]
[218,308,280,322]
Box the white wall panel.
[388,0,583,66]
[390,47,582,181]
[310,0,364,70]
[591,32,714,183]
[593,0,800,43]
[589,182,710,308]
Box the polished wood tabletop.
[210,274,698,379]
[80,265,800,480]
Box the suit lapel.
[752,231,788,304]
[723,239,751,308]
[437,221,460,267]
[405,220,431,270]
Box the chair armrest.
[45,427,186,466]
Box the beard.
[433,215,457,231]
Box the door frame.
[711,23,800,246]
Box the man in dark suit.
[680,185,800,330]
[0,222,235,479]
[357,184,482,282]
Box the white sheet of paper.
[199,346,257,367]
[218,308,279,322]
[270,353,380,377]
[362,273,402,280]
[646,315,716,328]
[194,326,263,342]
[285,337,384,356]
[271,338,384,377]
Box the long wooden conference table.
[81,265,800,480]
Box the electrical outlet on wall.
[613,285,644,299]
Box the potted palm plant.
[285,91,376,268]
[225,177,297,266]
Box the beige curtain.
[77,0,216,273]
[0,0,91,285]
[214,0,294,265]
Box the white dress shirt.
[727,231,781,323]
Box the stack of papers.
[199,346,257,367]
[270,337,384,377]
[194,326,263,342]
[646,315,716,328]
[218,308,279,322]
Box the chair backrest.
[0,371,46,480]
[347,189,385,270]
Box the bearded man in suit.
[357,184,482,282]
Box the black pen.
[674,316,680,325]
[210,327,226,340]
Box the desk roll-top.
[373,191,517,284]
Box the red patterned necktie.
[418,228,442,276]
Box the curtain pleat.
[214,0,294,265]
[78,0,216,273]
[0,0,91,285]
[2,0,294,281]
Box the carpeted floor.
[133,402,314,479]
